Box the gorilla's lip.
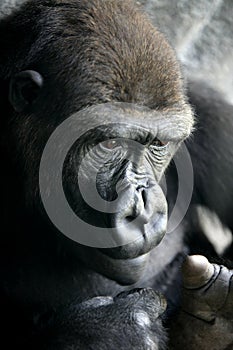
[99,213,167,260]
[99,226,166,260]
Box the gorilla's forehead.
[60,102,194,143]
[36,0,184,109]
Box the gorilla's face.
[59,103,193,284]
[58,105,175,283]
[4,0,194,284]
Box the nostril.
[124,189,148,222]
[141,189,147,207]
[136,185,148,207]
[125,215,135,223]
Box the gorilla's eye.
[151,138,168,148]
[102,139,119,150]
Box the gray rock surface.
[139,0,233,104]
[1,0,232,103]
[0,0,26,16]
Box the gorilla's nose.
[101,180,168,259]
[120,184,151,226]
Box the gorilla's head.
[0,0,193,284]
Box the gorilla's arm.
[169,255,233,349]
[31,289,167,350]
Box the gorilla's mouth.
[99,215,167,260]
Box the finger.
[181,255,233,322]
[182,255,215,289]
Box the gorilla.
[0,0,232,349]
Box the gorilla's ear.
[9,70,44,112]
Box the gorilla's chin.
[95,250,150,285]
[74,243,150,285]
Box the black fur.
[0,1,232,349]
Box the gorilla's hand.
[39,288,167,350]
[169,255,233,350]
